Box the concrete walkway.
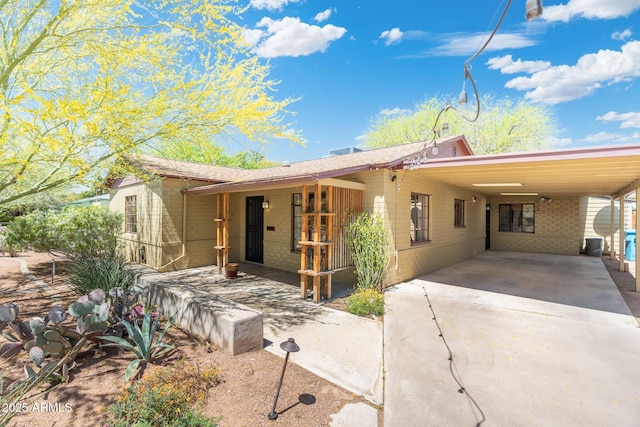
[384,251,640,426]
[136,265,384,406]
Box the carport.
[413,144,640,291]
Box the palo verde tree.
[365,95,555,154]
[0,0,300,206]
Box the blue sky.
[238,0,640,162]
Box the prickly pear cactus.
[43,341,64,357]
[47,306,66,325]
[69,292,111,334]
[68,301,95,318]
[29,317,46,335]
[29,346,45,367]
[0,341,22,358]
[43,329,61,341]
[0,302,19,322]
[88,289,106,305]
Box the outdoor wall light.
[526,0,543,20]
[268,338,300,420]
[540,196,552,203]
[472,197,477,203]
[262,201,270,209]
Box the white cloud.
[597,111,640,128]
[543,0,640,22]
[245,17,347,58]
[314,8,335,23]
[379,107,411,116]
[612,28,633,40]
[580,131,623,143]
[548,136,573,147]
[250,0,300,11]
[578,131,640,144]
[502,41,640,104]
[380,28,403,46]
[487,54,551,74]
[433,32,538,56]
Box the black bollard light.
[49,259,56,285]
[268,337,300,420]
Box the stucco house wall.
[111,177,219,271]
[489,197,581,255]
[384,170,486,284]
[110,178,163,267]
[339,168,486,285]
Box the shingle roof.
[136,136,470,193]
[136,155,250,183]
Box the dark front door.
[485,204,491,250]
[246,196,264,263]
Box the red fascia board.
[416,144,640,168]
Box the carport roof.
[415,143,640,198]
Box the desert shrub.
[346,212,391,292]
[67,250,135,295]
[6,205,134,294]
[345,288,385,317]
[107,361,221,427]
[0,230,17,256]
[5,204,122,258]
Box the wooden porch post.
[215,192,229,274]
[619,195,626,272]
[634,191,640,292]
[610,198,615,260]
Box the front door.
[246,196,264,263]
[485,204,491,250]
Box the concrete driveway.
[384,251,640,427]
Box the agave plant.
[99,311,176,382]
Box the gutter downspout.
[159,192,187,271]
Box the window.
[454,199,465,227]
[125,195,137,233]
[292,193,303,250]
[499,203,535,233]
[411,193,430,243]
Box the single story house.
[109,136,640,299]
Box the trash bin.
[585,237,603,257]
[625,230,636,261]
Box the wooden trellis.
[298,183,334,303]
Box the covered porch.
[186,178,365,303]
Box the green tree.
[365,95,554,154]
[155,140,278,169]
[0,0,300,207]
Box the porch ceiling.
[412,144,640,198]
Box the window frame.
[499,203,535,233]
[454,199,465,227]
[291,193,303,251]
[410,192,430,244]
[125,195,137,234]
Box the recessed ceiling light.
[500,192,539,196]
[472,183,523,187]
